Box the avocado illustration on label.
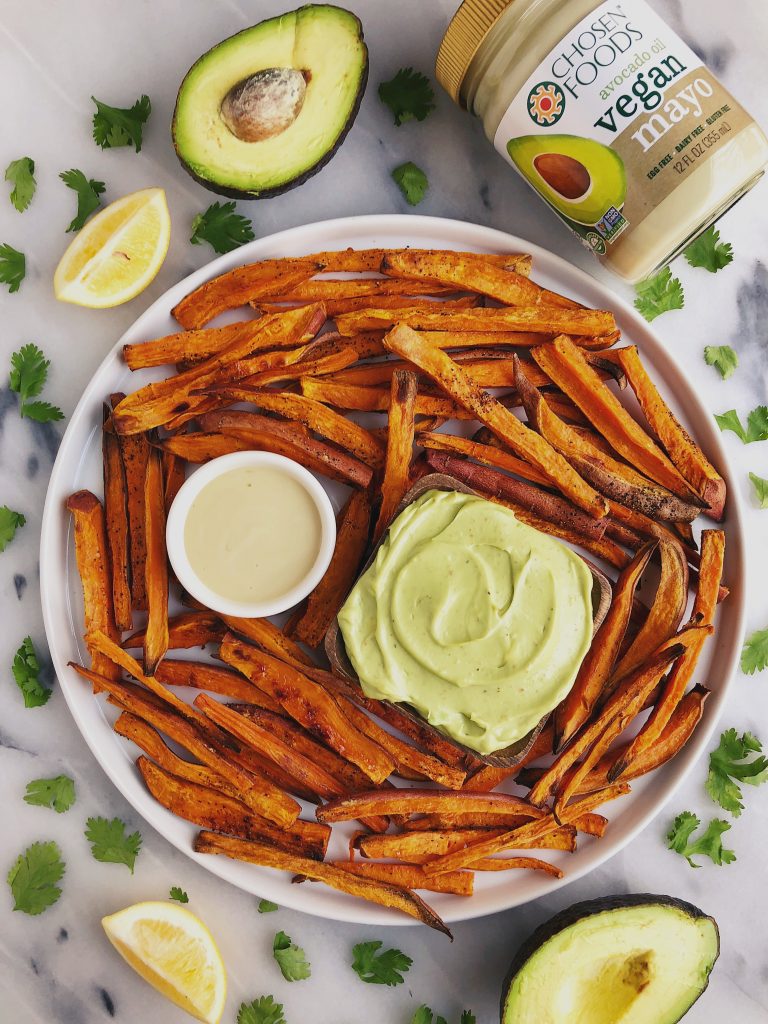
[507,134,626,227]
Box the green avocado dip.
[338,489,594,754]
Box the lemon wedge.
[54,187,170,308]
[102,900,226,1023]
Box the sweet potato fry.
[204,388,385,468]
[264,278,457,301]
[471,856,563,877]
[262,295,481,317]
[292,489,372,648]
[531,337,701,503]
[113,306,325,435]
[616,346,726,519]
[71,665,300,824]
[416,430,551,487]
[384,325,607,517]
[124,610,226,651]
[420,329,621,351]
[306,247,532,275]
[219,635,397,783]
[381,249,578,309]
[157,433,251,463]
[153,659,282,711]
[122,319,294,371]
[196,411,373,489]
[300,378,472,419]
[172,259,322,329]
[193,831,452,935]
[425,452,628,568]
[610,538,689,682]
[336,306,617,338]
[112,397,150,608]
[137,756,331,855]
[143,448,168,676]
[102,411,132,632]
[161,449,186,517]
[462,725,554,792]
[333,861,473,896]
[374,370,418,542]
[217,614,315,667]
[356,827,576,865]
[65,491,120,680]
[554,542,656,751]
[401,813,529,832]
[316,789,546,824]
[422,449,607,540]
[237,343,359,388]
[610,531,724,776]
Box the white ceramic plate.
[40,214,745,928]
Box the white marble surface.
[1,1,768,1021]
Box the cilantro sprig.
[351,940,412,986]
[237,996,286,1024]
[666,811,735,867]
[258,899,278,913]
[7,841,65,915]
[392,162,428,206]
[0,507,26,552]
[60,169,106,232]
[12,637,51,708]
[379,67,436,126]
[24,775,75,813]
[92,94,151,152]
[272,931,311,982]
[704,345,738,380]
[0,242,25,293]
[191,201,255,255]
[634,267,684,322]
[9,343,64,422]
[706,729,768,815]
[742,628,768,675]
[685,226,733,273]
[85,817,142,872]
[5,157,36,212]
[749,473,768,508]
[169,886,188,903]
[714,406,768,444]
[411,1008,447,1024]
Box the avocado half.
[507,134,626,226]
[501,894,719,1024]
[172,4,368,199]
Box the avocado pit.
[220,67,308,143]
[534,152,591,200]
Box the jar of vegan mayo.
[436,0,768,282]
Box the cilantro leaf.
[749,472,768,509]
[190,201,255,255]
[0,507,26,552]
[706,728,768,815]
[715,406,768,444]
[5,158,36,212]
[272,930,311,982]
[461,1014,477,1024]
[258,899,278,913]
[237,996,286,1024]
[92,94,151,152]
[169,886,188,903]
[85,817,142,872]
[9,343,64,422]
[351,940,412,985]
[0,242,25,293]
[410,1009,448,1024]
[704,345,738,380]
[666,811,736,867]
[741,628,768,675]
[685,226,733,273]
[634,267,685,322]
[12,637,51,708]
[24,775,75,813]
[392,162,428,206]
[379,67,436,126]
[7,841,65,915]
[60,169,106,232]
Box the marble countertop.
[2,0,768,1021]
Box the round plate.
[40,214,745,927]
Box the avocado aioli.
[338,489,593,754]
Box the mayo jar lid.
[436,0,514,105]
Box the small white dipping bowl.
[166,451,337,619]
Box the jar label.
[493,0,755,259]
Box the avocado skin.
[500,894,720,1023]
[171,6,368,200]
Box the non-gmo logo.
[527,82,566,126]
